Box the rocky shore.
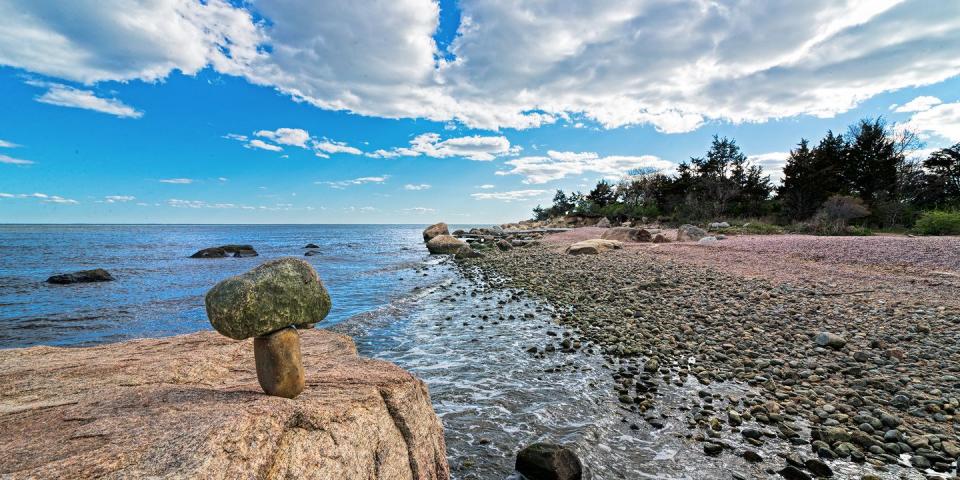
[0,329,449,479]
[460,235,960,478]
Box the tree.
[779,139,817,220]
[844,118,900,207]
[922,143,960,208]
[550,189,574,216]
[586,180,617,209]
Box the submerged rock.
[422,222,449,242]
[515,443,582,480]
[426,234,468,255]
[304,243,320,249]
[205,258,331,340]
[190,244,258,258]
[565,239,623,255]
[45,268,114,284]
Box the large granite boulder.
[676,224,707,242]
[565,239,623,255]
[600,227,652,243]
[190,245,258,258]
[205,258,331,340]
[46,268,114,284]
[422,223,449,242]
[426,234,468,254]
[515,443,583,480]
[0,330,450,480]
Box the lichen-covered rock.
[205,258,331,340]
[422,223,449,242]
[426,234,467,254]
[46,268,114,284]
[565,239,623,255]
[676,224,707,242]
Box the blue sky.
[1,0,959,224]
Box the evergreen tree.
[845,118,900,207]
[922,143,960,208]
[779,139,817,220]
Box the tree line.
[533,117,960,231]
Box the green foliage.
[726,221,784,235]
[913,211,960,236]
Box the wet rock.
[813,332,846,350]
[205,258,332,340]
[778,465,812,480]
[304,243,320,248]
[676,224,707,242]
[422,222,449,242]
[304,250,321,256]
[804,458,832,477]
[742,450,763,463]
[515,443,582,480]
[253,326,305,398]
[190,244,257,258]
[703,442,724,456]
[46,268,114,284]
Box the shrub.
[728,221,784,235]
[809,195,870,235]
[913,211,960,235]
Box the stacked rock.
[205,258,332,399]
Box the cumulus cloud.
[470,189,547,201]
[0,154,33,165]
[0,192,78,204]
[159,178,194,184]
[900,100,960,142]
[747,152,791,183]
[32,82,142,118]
[104,195,135,203]
[497,150,673,184]
[892,96,943,113]
[369,133,515,161]
[317,175,390,189]
[227,128,363,157]
[404,184,432,190]
[245,139,283,152]
[4,1,960,132]
[312,139,363,156]
[255,128,310,148]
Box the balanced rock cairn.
[205,258,331,398]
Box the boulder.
[515,443,582,480]
[422,223,449,243]
[454,248,483,260]
[601,227,652,243]
[814,332,846,350]
[0,330,450,480]
[496,239,513,251]
[304,243,320,249]
[698,236,718,245]
[595,217,611,228]
[46,268,114,284]
[425,235,468,255]
[304,250,321,256]
[205,258,332,340]
[565,239,623,255]
[652,233,670,243]
[676,224,707,242]
[190,245,258,258]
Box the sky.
[1,0,959,224]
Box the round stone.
[253,327,305,399]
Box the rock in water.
[565,239,623,255]
[814,332,846,350]
[676,224,707,242]
[45,268,114,284]
[254,327,305,399]
[422,222,449,242]
[426,234,468,254]
[205,258,332,340]
[595,217,611,228]
[190,244,258,258]
[304,243,319,248]
[515,443,582,480]
[601,227,652,243]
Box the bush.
[913,211,960,235]
[727,221,784,235]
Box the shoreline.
[461,234,960,478]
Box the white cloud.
[901,102,960,142]
[892,96,942,113]
[256,128,310,148]
[403,207,436,214]
[317,175,390,189]
[245,139,283,152]
[0,139,19,148]
[312,139,363,156]
[471,189,547,201]
[369,133,515,161]
[218,177,229,182]
[31,82,142,118]
[476,184,496,189]
[0,192,78,204]
[747,152,791,183]
[104,195,135,203]
[0,154,33,165]
[404,183,431,191]
[159,178,194,184]
[168,199,239,209]
[497,150,674,184]
[4,1,960,132]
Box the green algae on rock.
[205,257,331,340]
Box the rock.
[565,239,623,255]
[600,227,652,243]
[595,217,611,228]
[205,258,332,340]
[703,443,724,456]
[496,239,513,251]
[190,245,258,258]
[426,235,468,255]
[515,443,582,480]
[709,221,731,229]
[454,248,483,260]
[489,225,505,235]
[804,458,833,477]
[698,236,718,245]
[814,332,846,350]
[304,243,320,249]
[422,222,449,242]
[778,465,812,480]
[304,250,321,256]
[677,224,707,242]
[45,268,114,284]
[0,330,449,479]
[253,327,305,399]
[652,233,670,243]
[743,450,763,463]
